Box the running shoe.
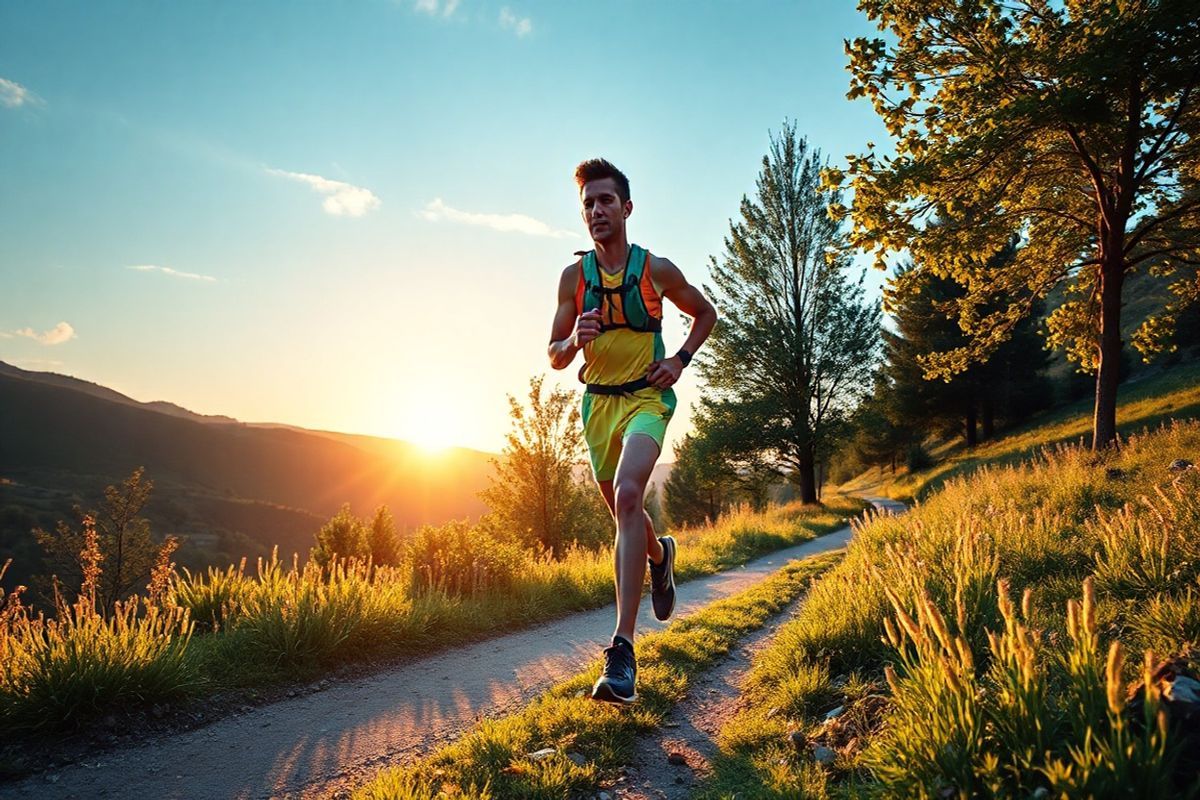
[591,636,637,704]
[649,535,677,621]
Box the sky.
[0,1,889,456]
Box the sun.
[394,401,462,454]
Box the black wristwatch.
[676,349,693,368]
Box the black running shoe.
[591,637,637,704]
[649,535,677,621]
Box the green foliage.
[310,503,369,567]
[0,580,195,732]
[33,467,163,614]
[663,432,738,527]
[405,520,524,597]
[698,122,880,502]
[366,506,401,567]
[480,375,610,555]
[883,254,1052,447]
[707,421,1200,797]
[830,0,1200,448]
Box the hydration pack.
[578,244,663,333]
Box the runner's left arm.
[645,256,718,389]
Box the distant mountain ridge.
[0,361,498,580]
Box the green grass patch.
[842,361,1200,502]
[352,551,844,800]
[701,420,1200,798]
[0,496,865,740]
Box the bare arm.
[646,255,718,388]
[547,262,600,370]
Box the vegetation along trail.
[7,498,901,800]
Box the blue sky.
[0,1,888,455]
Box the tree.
[883,250,1051,446]
[829,0,1200,448]
[34,467,165,614]
[663,433,735,528]
[367,506,402,567]
[698,123,881,503]
[310,503,368,567]
[480,375,610,556]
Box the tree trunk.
[981,394,995,440]
[964,403,978,448]
[797,445,818,504]
[1093,257,1126,450]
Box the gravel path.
[8,498,902,800]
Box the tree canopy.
[828,0,1200,448]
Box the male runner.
[547,159,717,704]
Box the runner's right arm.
[548,263,601,370]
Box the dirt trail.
[614,590,812,800]
[8,499,901,800]
[616,495,904,800]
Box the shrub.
[405,521,525,597]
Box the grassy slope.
[840,360,1200,502]
[708,420,1200,798]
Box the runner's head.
[575,158,632,245]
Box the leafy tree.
[829,0,1200,448]
[34,467,165,614]
[367,506,402,567]
[310,503,368,567]
[699,123,880,503]
[663,432,735,528]
[480,375,609,556]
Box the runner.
[547,158,718,704]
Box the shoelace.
[602,643,634,678]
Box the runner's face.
[580,178,631,243]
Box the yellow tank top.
[580,261,666,386]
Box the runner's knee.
[613,480,644,517]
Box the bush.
[405,521,525,597]
[905,442,934,472]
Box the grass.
[352,550,844,800]
[0,495,865,740]
[840,360,1200,502]
[699,420,1200,798]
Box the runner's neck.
[594,236,631,275]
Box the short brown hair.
[574,158,630,203]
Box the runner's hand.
[573,310,602,348]
[646,356,682,389]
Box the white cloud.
[0,77,39,108]
[499,7,532,37]
[414,0,459,17]
[12,322,76,346]
[266,168,382,217]
[127,264,218,282]
[420,198,577,238]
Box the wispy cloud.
[128,264,218,282]
[266,168,382,217]
[499,7,532,37]
[0,77,40,109]
[421,198,576,238]
[7,322,76,345]
[414,0,459,16]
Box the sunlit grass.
[699,420,1200,798]
[353,551,843,800]
[841,361,1200,502]
[0,495,865,740]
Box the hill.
[0,363,496,588]
[840,359,1200,501]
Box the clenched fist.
[573,309,602,348]
[646,356,682,389]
